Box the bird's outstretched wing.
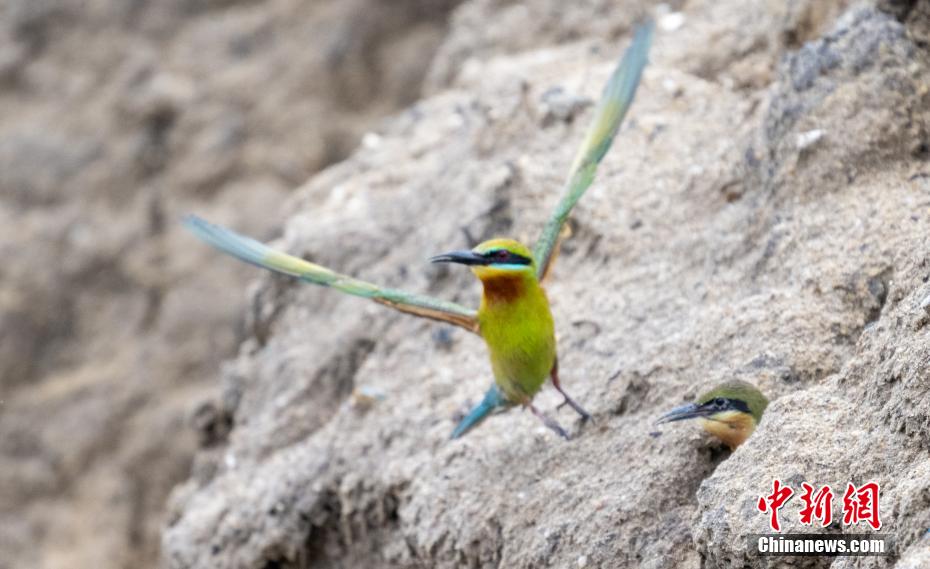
[184,215,480,334]
[534,22,654,282]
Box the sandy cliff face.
[159,0,930,567]
[0,1,459,568]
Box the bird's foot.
[556,395,593,422]
[529,404,571,440]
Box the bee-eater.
[184,23,653,440]
[430,238,585,439]
[656,380,769,449]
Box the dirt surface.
[159,0,930,567]
[5,0,930,567]
[0,1,460,568]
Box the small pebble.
[659,12,686,32]
[539,86,592,125]
[432,327,455,350]
[661,77,683,97]
[796,129,825,151]
[362,132,382,149]
[350,386,387,410]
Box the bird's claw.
[529,404,572,440]
[551,424,571,440]
[558,396,593,422]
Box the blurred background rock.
[0,0,460,567]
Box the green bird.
[656,380,769,449]
[184,23,654,440]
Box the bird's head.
[430,239,537,281]
[657,380,768,448]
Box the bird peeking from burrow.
[656,380,769,449]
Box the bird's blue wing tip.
[629,20,654,64]
[182,214,213,235]
[616,20,653,74]
[180,214,271,269]
[182,215,246,246]
[636,18,656,37]
[603,19,654,108]
[633,19,655,46]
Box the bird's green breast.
[477,274,556,403]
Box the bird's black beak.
[656,403,712,424]
[430,250,487,266]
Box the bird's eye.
[494,250,509,261]
[714,398,727,408]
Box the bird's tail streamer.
[450,384,508,439]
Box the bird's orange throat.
[699,412,757,449]
[481,275,526,303]
[473,268,534,304]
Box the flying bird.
[184,23,654,440]
[656,380,769,449]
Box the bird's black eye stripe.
[730,399,751,413]
[705,398,749,413]
[482,249,532,265]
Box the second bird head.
[430,239,536,280]
[656,380,769,449]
